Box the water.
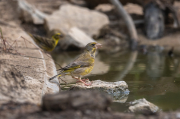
[51,49,180,112]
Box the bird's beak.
[58,34,63,38]
[95,43,102,49]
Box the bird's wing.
[29,33,54,49]
[50,61,92,80]
[62,61,93,72]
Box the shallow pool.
[51,49,180,112]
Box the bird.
[28,31,63,52]
[49,42,102,86]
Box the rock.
[124,3,143,15]
[113,94,128,103]
[17,0,48,24]
[25,0,64,14]
[45,4,109,48]
[2,101,180,119]
[42,90,111,111]
[60,27,96,49]
[95,4,114,13]
[45,5,109,50]
[71,80,128,92]
[0,21,59,104]
[128,98,159,114]
[70,80,129,101]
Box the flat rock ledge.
[0,21,59,105]
[70,80,130,101]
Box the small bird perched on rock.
[49,42,102,86]
[28,31,63,52]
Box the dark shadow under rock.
[1,91,180,119]
[42,90,111,111]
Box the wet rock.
[128,98,159,114]
[42,90,111,111]
[17,0,47,24]
[72,80,128,92]
[113,94,128,103]
[71,80,129,101]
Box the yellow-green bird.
[49,42,102,86]
[28,32,63,52]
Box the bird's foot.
[82,81,92,86]
[73,76,92,86]
[78,79,92,86]
[76,78,89,83]
[82,78,89,81]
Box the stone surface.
[44,4,109,49]
[70,80,129,101]
[0,21,59,104]
[25,0,64,14]
[113,94,129,103]
[72,80,128,91]
[45,4,109,37]
[56,27,96,50]
[42,90,111,111]
[17,0,48,24]
[68,27,96,48]
[128,98,159,114]
[0,94,180,119]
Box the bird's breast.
[80,65,94,76]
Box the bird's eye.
[91,44,95,46]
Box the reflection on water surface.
[51,49,180,112]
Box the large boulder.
[45,4,109,49]
[0,21,59,104]
[45,4,109,37]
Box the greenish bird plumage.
[49,42,102,86]
[29,32,63,52]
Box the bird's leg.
[72,76,91,86]
[76,78,89,82]
[82,78,89,81]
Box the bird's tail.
[49,69,64,80]
[49,74,60,80]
